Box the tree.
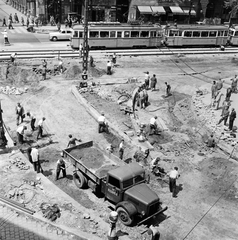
[224,0,238,23]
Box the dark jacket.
[230,110,236,121]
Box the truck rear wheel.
[73,171,87,189]
[116,207,134,226]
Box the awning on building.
[169,6,185,15]
[137,6,153,14]
[182,9,196,15]
[151,6,166,15]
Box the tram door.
[167,30,182,46]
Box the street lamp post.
[188,0,193,24]
[82,0,88,81]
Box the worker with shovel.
[37,117,46,140]
[55,152,66,180]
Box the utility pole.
[82,0,88,81]
[0,101,7,148]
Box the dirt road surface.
[1,53,238,240]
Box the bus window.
[100,31,109,38]
[140,31,149,37]
[124,31,130,38]
[192,31,200,37]
[131,31,139,37]
[209,31,217,37]
[218,31,224,37]
[79,31,83,38]
[90,31,99,38]
[110,31,116,38]
[117,31,122,38]
[184,31,192,37]
[150,31,156,37]
[224,31,228,36]
[73,31,78,38]
[201,31,208,37]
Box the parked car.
[49,29,72,41]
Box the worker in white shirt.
[167,167,179,197]
[37,117,46,140]
[1,29,9,45]
[98,112,107,133]
[107,60,112,75]
[16,125,27,144]
[31,146,42,173]
[10,52,17,64]
[143,225,160,240]
[149,116,158,135]
[119,139,125,160]
[26,111,36,131]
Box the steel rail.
[0,195,35,215]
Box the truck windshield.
[122,173,145,189]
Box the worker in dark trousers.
[26,111,36,131]
[16,125,27,144]
[144,225,160,240]
[26,147,33,164]
[67,134,81,148]
[119,139,125,160]
[15,102,24,126]
[55,153,66,180]
[37,117,46,139]
[168,167,179,197]
[229,108,236,131]
[218,106,230,126]
[165,82,171,97]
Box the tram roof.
[73,24,162,31]
[166,24,228,31]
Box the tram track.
[1,47,238,60]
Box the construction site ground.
[0,52,238,240]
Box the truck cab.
[103,162,162,225]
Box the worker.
[138,128,146,142]
[1,29,9,45]
[10,52,17,64]
[229,108,236,131]
[55,153,66,180]
[144,71,150,90]
[138,88,145,109]
[165,82,171,97]
[211,80,217,103]
[225,87,232,101]
[58,58,63,73]
[107,211,118,240]
[90,55,94,67]
[67,134,81,148]
[149,116,158,135]
[119,139,125,160]
[216,78,223,91]
[16,125,27,144]
[150,74,157,91]
[79,43,83,58]
[218,106,230,126]
[112,53,117,66]
[231,75,238,93]
[167,167,179,197]
[143,88,148,107]
[26,111,36,131]
[207,134,216,148]
[31,146,42,173]
[213,92,223,110]
[98,112,107,133]
[107,61,112,75]
[37,117,46,140]
[15,102,24,126]
[143,225,160,240]
[26,146,33,164]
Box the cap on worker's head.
[17,102,20,105]
[232,108,235,111]
[60,152,64,157]
[211,134,213,137]
[155,116,158,119]
[24,126,27,129]
[68,134,72,138]
[147,228,153,235]
[121,139,124,142]
[147,71,149,74]
[42,117,46,120]
[174,166,178,170]
[4,29,7,32]
[101,112,104,116]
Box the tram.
[228,25,238,45]
[164,24,229,47]
[70,23,164,49]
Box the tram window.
[90,31,99,38]
[131,31,139,37]
[140,31,149,37]
[201,31,208,37]
[100,31,109,38]
[117,31,122,38]
[79,31,83,38]
[192,31,200,37]
[224,31,228,36]
[73,31,78,38]
[157,31,162,37]
[110,31,116,38]
[218,31,224,36]
[184,31,192,37]
[124,31,130,38]
[209,31,217,37]
[151,31,156,37]
[235,31,238,36]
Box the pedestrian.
[207,134,216,148]
[21,16,24,26]
[26,17,29,28]
[50,15,55,26]
[143,225,160,240]
[218,106,230,126]
[15,102,24,125]
[68,18,72,28]
[9,14,13,22]
[37,117,46,139]
[10,52,17,64]
[26,146,33,164]
[211,80,217,101]
[8,18,13,29]
[67,134,81,148]
[144,71,150,90]
[31,146,42,173]
[231,75,238,93]
[107,61,112,75]
[1,29,9,45]
[2,17,7,27]
[229,108,236,131]
[98,112,107,133]
[150,74,157,91]
[165,82,171,97]
[79,43,83,58]
[34,17,39,27]
[16,125,27,144]
[119,139,125,160]
[65,18,69,28]
[225,87,232,101]
[149,116,158,135]
[55,153,66,180]
[26,111,36,131]
[57,21,61,31]
[216,78,223,91]
[14,13,19,23]
[167,167,179,197]
[112,53,117,65]
[58,58,63,73]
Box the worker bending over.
[55,153,66,180]
[98,112,108,133]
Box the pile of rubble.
[0,86,28,95]
[10,157,30,170]
[40,202,61,221]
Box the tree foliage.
[224,0,238,17]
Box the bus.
[70,23,164,49]
[164,24,229,47]
[228,25,238,45]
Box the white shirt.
[145,73,150,80]
[11,53,16,58]
[17,125,25,135]
[119,142,124,150]
[31,148,39,162]
[98,115,105,123]
[38,119,44,127]
[168,169,179,179]
[2,32,7,38]
[150,117,157,125]
[107,62,112,67]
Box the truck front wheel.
[73,171,87,189]
[117,207,134,226]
